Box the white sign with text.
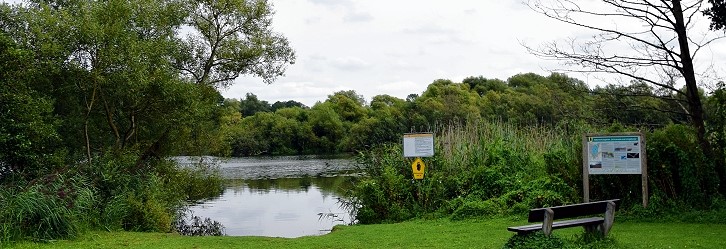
[403,133,434,157]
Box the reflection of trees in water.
[218,156,358,179]
[224,176,356,197]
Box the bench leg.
[542,208,554,236]
[602,201,616,236]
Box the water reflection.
[188,176,355,238]
[219,155,358,179]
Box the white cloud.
[221,0,726,105]
[330,57,371,71]
[344,12,374,23]
[307,0,351,8]
[402,24,457,35]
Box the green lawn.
[6,218,726,249]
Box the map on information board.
[587,135,642,174]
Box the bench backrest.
[527,199,620,222]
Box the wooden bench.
[507,199,620,236]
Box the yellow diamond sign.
[411,157,425,179]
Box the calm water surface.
[183,156,357,238]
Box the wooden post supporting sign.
[582,132,648,207]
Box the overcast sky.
[224,0,726,106]
[228,0,574,106]
[2,0,724,106]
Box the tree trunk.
[672,0,721,194]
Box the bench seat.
[506,199,619,236]
[507,217,604,234]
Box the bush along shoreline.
[0,155,224,244]
[348,121,725,225]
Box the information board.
[403,133,434,157]
[586,135,643,174]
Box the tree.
[308,103,344,152]
[417,79,480,124]
[463,76,507,96]
[591,83,675,126]
[326,90,367,123]
[0,32,62,180]
[704,0,726,30]
[179,0,295,87]
[270,100,307,111]
[239,93,271,116]
[526,0,726,193]
[1,0,295,164]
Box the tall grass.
[350,121,584,224]
[0,174,96,243]
[437,121,577,174]
[350,120,726,224]
[0,154,224,245]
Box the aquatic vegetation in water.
[174,209,225,236]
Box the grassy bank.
[6,218,726,249]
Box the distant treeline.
[218,73,720,156]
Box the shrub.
[450,200,500,220]
[350,121,580,222]
[646,124,718,207]
[0,153,225,244]
[0,173,97,243]
[351,120,724,224]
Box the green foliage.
[239,93,271,117]
[350,121,582,223]
[450,200,501,220]
[123,188,173,232]
[0,0,287,244]
[0,155,224,244]
[566,232,619,249]
[0,174,96,243]
[543,146,580,190]
[705,85,726,193]
[350,146,413,224]
[622,194,726,224]
[351,116,725,224]
[0,32,63,181]
[308,103,345,152]
[464,75,507,95]
[181,0,295,86]
[2,0,724,241]
[646,124,718,207]
[219,72,723,161]
[593,82,686,126]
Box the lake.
[181,156,358,238]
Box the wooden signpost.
[582,132,648,207]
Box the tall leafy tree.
[179,0,295,87]
[2,0,295,165]
[0,32,61,180]
[326,90,367,123]
[239,93,271,117]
